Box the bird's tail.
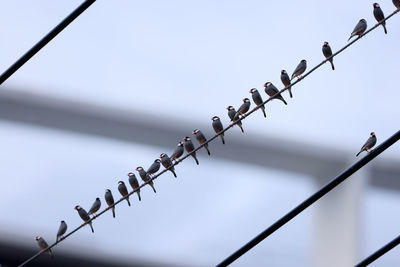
[238,122,244,133]
[280,96,288,105]
[348,34,354,42]
[137,191,142,201]
[356,150,362,157]
[126,198,131,206]
[383,24,387,34]
[89,222,94,233]
[220,134,225,144]
[112,207,115,218]
[48,249,54,259]
[171,169,177,178]
[150,182,157,193]
[330,60,335,70]
[56,236,59,243]
[205,144,211,155]
[193,154,199,165]
[261,106,267,117]
[288,87,293,98]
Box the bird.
[234,98,251,120]
[184,136,199,165]
[74,205,94,233]
[264,82,287,105]
[105,189,116,218]
[56,221,67,242]
[291,60,307,81]
[356,132,377,157]
[373,3,387,34]
[227,106,244,133]
[147,159,161,177]
[249,88,266,117]
[118,181,131,206]
[322,42,335,70]
[170,141,184,162]
[212,116,225,144]
[348,19,367,41]
[394,0,400,9]
[127,172,142,200]
[35,236,53,258]
[88,197,101,217]
[280,70,292,98]
[160,153,177,177]
[136,167,157,193]
[193,129,211,155]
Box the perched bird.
[212,116,225,144]
[373,3,387,34]
[88,197,101,217]
[147,159,161,177]
[280,70,292,98]
[183,136,199,165]
[193,129,211,156]
[105,189,116,218]
[136,167,157,193]
[264,82,287,105]
[234,98,251,120]
[160,153,177,177]
[393,0,400,9]
[249,88,266,117]
[227,106,244,133]
[322,42,335,70]
[127,172,142,200]
[56,221,67,242]
[74,205,94,233]
[291,60,307,81]
[356,132,377,157]
[170,141,184,162]
[118,181,131,206]
[348,19,367,41]
[35,236,53,258]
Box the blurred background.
[0,0,399,266]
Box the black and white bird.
[147,159,161,177]
[249,88,266,117]
[373,3,387,34]
[280,70,293,98]
[356,132,377,157]
[127,172,142,200]
[212,116,225,144]
[105,189,116,218]
[136,166,157,193]
[74,205,94,233]
[227,106,244,133]
[193,129,211,156]
[170,141,184,162]
[264,82,287,105]
[88,197,101,217]
[322,42,335,70]
[291,60,307,81]
[160,153,177,177]
[35,236,53,258]
[234,98,251,120]
[118,181,131,206]
[56,221,67,242]
[348,19,367,41]
[184,136,199,165]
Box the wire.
[354,234,400,267]
[18,7,400,267]
[0,0,96,85]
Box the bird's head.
[211,116,219,121]
[281,70,286,74]
[74,205,80,210]
[324,41,328,46]
[160,153,166,158]
[178,141,184,146]
[371,132,375,137]
[373,3,379,8]
[127,172,134,176]
[95,197,99,200]
[264,82,271,87]
[105,189,111,193]
[192,129,199,134]
[35,236,40,241]
[136,167,143,171]
[301,59,307,63]
[118,181,124,185]
[226,106,233,110]
[243,98,250,103]
[249,88,257,93]
[155,159,161,163]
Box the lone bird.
[348,19,367,41]
[105,189,116,218]
[118,181,131,206]
[249,88,267,117]
[212,116,225,144]
[280,70,292,98]
[192,129,211,156]
[127,172,142,200]
[74,205,94,233]
[88,197,101,217]
[264,82,287,105]
[234,98,251,120]
[160,153,177,177]
[356,132,377,157]
[322,42,335,70]
[35,236,53,258]
[56,221,67,242]
[170,141,184,162]
[291,60,307,81]
[373,3,387,34]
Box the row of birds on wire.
[33,2,393,259]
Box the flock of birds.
[33,2,395,259]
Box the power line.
[18,6,400,267]
[0,0,96,85]
[354,234,400,267]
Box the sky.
[0,0,399,266]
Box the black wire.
[0,0,96,85]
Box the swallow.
[348,19,367,41]
[322,42,335,70]
[184,136,199,165]
[227,106,244,133]
[35,236,53,258]
[118,181,131,206]
[393,0,400,9]
[170,141,184,162]
[136,167,157,193]
[249,88,267,117]
[147,159,161,177]
[105,189,116,218]
[373,3,387,34]
[356,132,377,157]
[127,172,141,200]
[264,82,287,105]
[74,205,94,233]
[280,70,293,98]
[193,129,211,155]
[160,153,177,177]
[212,116,225,144]
[291,60,307,81]
[234,98,251,120]
[56,221,67,242]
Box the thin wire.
[0,0,96,85]
[354,234,400,267]
[18,7,400,267]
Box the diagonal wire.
[354,234,400,267]
[18,7,400,267]
[0,0,96,85]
